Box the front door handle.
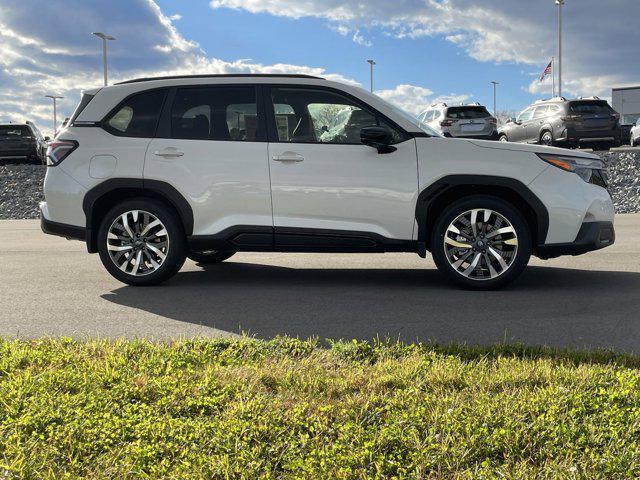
[154,147,184,158]
[272,152,304,163]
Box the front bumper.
[536,221,615,259]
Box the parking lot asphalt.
[2,216,640,352]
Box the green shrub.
[0,337,639,479]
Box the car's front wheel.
[431,196,531,290]
[97,199,186,286]
[540,131,554,147]
[498,134,508,142]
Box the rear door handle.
[272,152,304,162]
[154,147,184,158]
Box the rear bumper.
[40,202,86,242]
[556,128,621,146]
[536,221,615,259]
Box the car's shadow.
[102,262,640,352]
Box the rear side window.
[446,106,490,119]
[569,101,614,115]
[171,87,261,141]
[104,89,167,137]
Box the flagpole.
[552,57,556,97]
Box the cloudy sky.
[1,0,638,135]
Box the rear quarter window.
[103,89,167,137]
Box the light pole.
[367,59,376,93]
[555,0,564,97]
[490,81,499,117]
[92,32,116,86]
[45,95,64,136]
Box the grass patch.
[1,337,640,479]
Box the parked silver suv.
[418,103,498,140]
[498,97,622,151]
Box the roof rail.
[466,102,481,106]
[115,73,325,85]
[430,102,447,108]
[549,96,567,102]
[577,95,601,100]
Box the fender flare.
[414,175,549,247]
[82,178,194,252]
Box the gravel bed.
[0,165,45,219]
[597,152,640,214]
[0,152,639,220]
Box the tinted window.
[105,90,166,137]
[0,125,31,137]
[569,101,614,115]
[517,108,534,122]
[171,87,260,141]
[271,87,405,144]
[446,106,490,119]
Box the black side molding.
[188,226,417,254]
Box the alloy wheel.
[443,208,518,281]
[106,210,169,276]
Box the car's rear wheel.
[593,145,610,151]
[540,131,554,146]
[431,196,531,290]
[188,250,236,264]
[632,136,637,147]
[498,134,508,142]
[97,199,186,286]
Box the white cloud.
[210,0,640,98]
[169,13,182,21]
[0,0,357,136]
[375,84,471,115]
[352,30,372,47]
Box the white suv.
[41,74,615,289]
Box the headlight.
[536,153,607,187]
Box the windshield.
[569,101,614,115]
[0,125,31,137]
[372,95,441,136]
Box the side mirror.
[509,117,517,124]
[360,126,397,154]
[44,136,50,141]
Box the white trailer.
[612,87,640,144]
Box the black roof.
[115,73,324,85]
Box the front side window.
[105,89,166,137]
[270,87,405,144]
[517,108,534,122]
[171,87,260,141]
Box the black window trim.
[263,84,412,146]
[156,84,268,143]
[99,87,170,138]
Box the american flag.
[539,60,553,82]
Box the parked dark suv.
[498,97,621,151]
[0,121,49,164]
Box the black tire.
[431,195,532,290]
[498,134,508,142]
[188,250,236,264]
[540,131,554,147]
[97,198,186,286]
[632,137,637,148]
[593,146,610,152]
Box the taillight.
[46,140,78,166]
[440,119,456,127]
[489,117,497,125]
[561,115,582,122]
